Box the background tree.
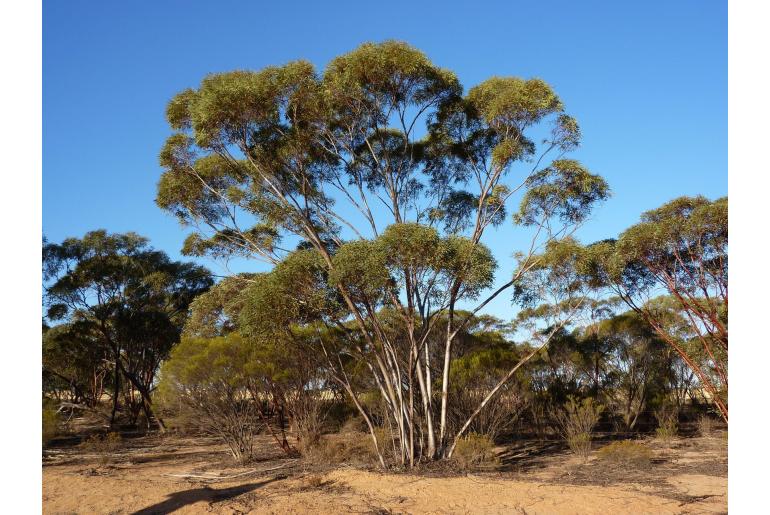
[43,321,111,407]
[582,196,728,421]
[43,230,213,428]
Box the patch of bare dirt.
[43,431,727,514]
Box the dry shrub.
[450,387,527,442]
[552,397,604,458]
[528,402,550,440]
[81,432,122,464]
[304,431,379,466]
[655,406,679,441]
[339,416,368,434]
[452,432,500,471]
[597,440,652,467]
[290,393,328,450]
[302,474,326,489]
[697,414,715,437]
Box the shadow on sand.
[131,476,282,514]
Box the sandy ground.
[43,434,727,514]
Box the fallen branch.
[163,461,296,480]
[57,402,112,421]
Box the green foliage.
[596,311,672,430]
[238,252,336,338]
[159,334,251,390]
[157,334,263,461]
[438,236,497,299]
[513,237,595,310]
[329,240,390,302]
[377,223,441,271]
[154,41,610,468]
[654,405,679,441]
[43,322,111,406]
[42,399,59,445]
[451,432,500,471]
[43,230,213,426]
[596,440,652,467]
[183,274,256,337]
[323,40,460,123]
[553,397,604,457]
[581,196,728,422]
[515,160,610,226]
[467,77,562,129]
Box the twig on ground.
[163,461,297,480]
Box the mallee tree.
[156,41,609,466]
[43,230,213,429]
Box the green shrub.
[42,399,59,445]
[566,432,592,457]
[654,406,679,441]
[157,335,265,462]
[552,397,604,458]
[597,440,652,467]
[452,432,500,471]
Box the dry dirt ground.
[43,429,727,514]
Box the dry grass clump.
[303,431,379,466]
[697,415,715,437]
[81,432,123,464]
[553,397,604,458]
[339,416,368,434]
[451,432,500,471]
[654,406,679,441]
[597,440,653,467]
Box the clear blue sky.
[43,0,726,319]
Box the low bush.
[597,440,652,467]
[42,399,59,445]
[697,414,715,437]
[451,432,500,471]
[291,394,328,450]
[304,431,380,466]
[157,335,266,462]
[81,432,122,464]
[654,406,679,441]
[552,397,604,458]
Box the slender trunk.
[415,342,436,458]
[110,354,120,425]
[446,322,564,458]
[438,300,457,448]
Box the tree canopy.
[155,40,609,465]
[43,230,213,428]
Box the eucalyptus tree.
[43,321,112,407]
[582,196,728,421]
[585,311,673,431]
[156,41,608,465]
[43,230,213,428]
